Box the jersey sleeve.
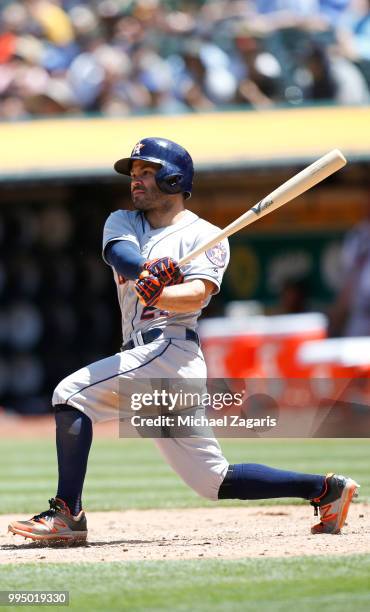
[102,210,140,264]
[182,235,230,293]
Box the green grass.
[1,556,370,612]
[0,438,369,513]
[1,438,369,612]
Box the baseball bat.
[178,149,347,266]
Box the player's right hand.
[134,274,164,307]
[142,257,183,286]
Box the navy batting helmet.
[114,137,194,199]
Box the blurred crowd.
[1,0,370,119]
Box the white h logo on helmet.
[132,142,145,156]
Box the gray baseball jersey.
[102,208,230,343]
[52,207,230,500]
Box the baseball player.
[9,138,359,543]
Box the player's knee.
[190,483,219,501]
[186,473,225,501]
[182,458,229,501]
[52,383,64,407]
[52,377,73,407]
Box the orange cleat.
[310,473,360,534]
[8,498,87,544]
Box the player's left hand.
[142,257,183,286]
[134,274,164,307]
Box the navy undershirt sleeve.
[105,240,145,280]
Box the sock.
[218,463,325,500]
[55,404,93,515]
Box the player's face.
[130,160,164,211]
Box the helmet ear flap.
[155,169,184,195]
[166,174,183,189]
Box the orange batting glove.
[134,274,164,307]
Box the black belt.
[121,328,199,351]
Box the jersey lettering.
[141,306,169,320]
[102,209,229,340]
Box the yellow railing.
[0,106,369,180]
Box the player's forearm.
[155,281,208,313]
[105,240,145,280]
